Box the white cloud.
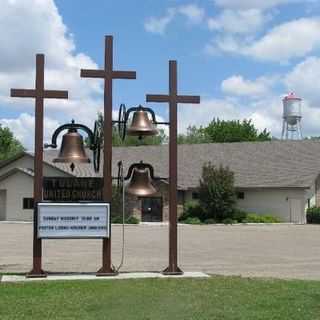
[213,0,309,10]
[208,17,320,63]
[0,0,73,72]
[246,18,320,62]
[144,4,205,35]
[208,9,268,34]
[0,0,103,149]
[144,8,176,35]
[177,94,286,137]
[0,113,59,150]
[178,98,241,133]
[178,4,205,24]
[205,34,244,55]
[177,88,320,139]
[285,56,320,106]
[221,75,276,97]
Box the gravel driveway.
[1,223,320,280]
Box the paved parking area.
[1,223,320,280]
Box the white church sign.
[37,203,110,239]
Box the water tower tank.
[282,92,302,125]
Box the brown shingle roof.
[34,140,320,190]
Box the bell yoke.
[47,105,161,196]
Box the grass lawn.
[1,276,320,320]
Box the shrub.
[232,208,247,222]
[111,215,123,224]
[179,200,205,222]
[203,218,216,224]
[111,215,140,224]
[261,215,281,223]
[306,207,320,224]
[243,213,281,223]
[222,218,236,224]
[182,217,202,224]
[198,163,236,222]
[125,216,140,224]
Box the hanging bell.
[126,167,157,197]
[53,128,90,163]
[127,108,158,137]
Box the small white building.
[0,140,320,223]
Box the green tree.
[203,118,271,143]
[0,125,24,161]
[177,125,207,144]
[178,118,271,144]
[198,162,236,222]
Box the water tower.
[281,92,303,140]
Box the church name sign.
[43,177,103,201]
[37,203,110,239]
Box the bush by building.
[198,163,236,222]
[111,215,140,224]
[306,207,320,224]
[183,217,202,224]
[179,200,205,222]
[178,163,281,225]
[179,200,281,224]
[242,213,281,223]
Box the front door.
[141,197,163,222]
[289,198,303,223]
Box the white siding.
[235,189,306,223]
[185,188,308,223]
[0,155,70,178]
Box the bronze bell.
[126,167,157,197]
[127,109,158,137]
[53,128,90,163]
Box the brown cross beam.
[11,54,68,277]
[81,35,136,276]
[146,60,200,274]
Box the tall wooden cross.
[11,54,68,277]
[81,35,136,275]
[146,60,200,274]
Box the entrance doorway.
[289,198,303,223]
[141,197,163,222]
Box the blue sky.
[1,0,320,148]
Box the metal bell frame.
[45,119,102,172]
[116,160,165,197]
[115,104,169,140]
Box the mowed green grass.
[1,276,320,320]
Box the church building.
[1,140,320,224]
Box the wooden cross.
[11,54,68,277]
[146,60,200,274]
[80,35,136,275]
